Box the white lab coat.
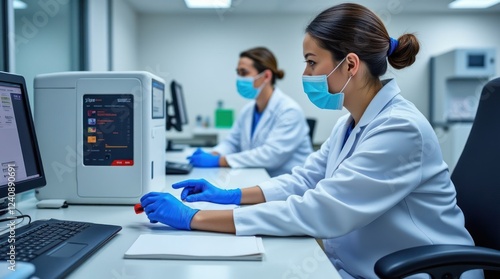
[212,88,313,177]
[233,79,477,278]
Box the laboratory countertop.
[16,162,340,279]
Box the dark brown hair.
[305,3,419,79]
[240,47,285,85]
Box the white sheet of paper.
[124,234,265,261]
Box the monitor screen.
[468,54,485,68]
[0,72,46,209]
[152,79,165,119]
[83,94,134,166]
[166,80,188,132]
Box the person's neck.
[347,80,382,125]
[255,85,274,112]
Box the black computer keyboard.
[166,161,193,174]
[0,218,121,279]
[1,221,89,262]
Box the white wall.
[137,14,323,140]
[384,13,500,117]
[136,12,500,144]
[87,0,138,71]
[111,0,137,70]
[87,0,109,71]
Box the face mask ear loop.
[252,71,265,87]
[339,74,353,93]
[327,57,347,78]
[254,71,268,92]
[254,71,266,81]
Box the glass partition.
[14,0,85,107]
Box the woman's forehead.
[303,34,330,58]
[237,57,255,70]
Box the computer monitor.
[166,80,188,132]
[166,80,188,151]
[0,72,46,212]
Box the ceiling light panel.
[185,0,231,9]
[449,0,500,9]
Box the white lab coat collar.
[357,79,400,128]
[328,79,401,176]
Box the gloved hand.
[172,179,241,205]
[187,148,220,167]
[140,192,199,230]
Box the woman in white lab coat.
[141,3,479,279]
[187,47,313,177]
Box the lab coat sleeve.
[234,115,425,238]
[224,107,308,169]
[258,136,331,201]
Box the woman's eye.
[305,60,316,67]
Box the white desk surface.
[17,152,340,279]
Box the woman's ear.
[264,69,273,82]
[345,53,360,77]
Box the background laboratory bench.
[16,150,340,278]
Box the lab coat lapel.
[252,109,271,143]
[251,89,281,143]
[326,79,401,178]
[326,116,356,177]
[242,104,255,148]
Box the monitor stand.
[166,140,184,152]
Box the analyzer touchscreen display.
[83,94,134,166]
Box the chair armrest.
[374,244,500,279]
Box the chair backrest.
[306,118,317,144]
[451,77,500,277]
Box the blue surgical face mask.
[302,57,352,110]
[236,72,265,99]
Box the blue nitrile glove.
[140,192,199,230]
[187,148,220,167]
[190,147,204,156]
[172,179,242,205]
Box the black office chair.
[306,118,317,145]
[374,77,500,279]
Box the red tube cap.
[134,203,144,214]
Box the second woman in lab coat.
[188,47,313,177]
